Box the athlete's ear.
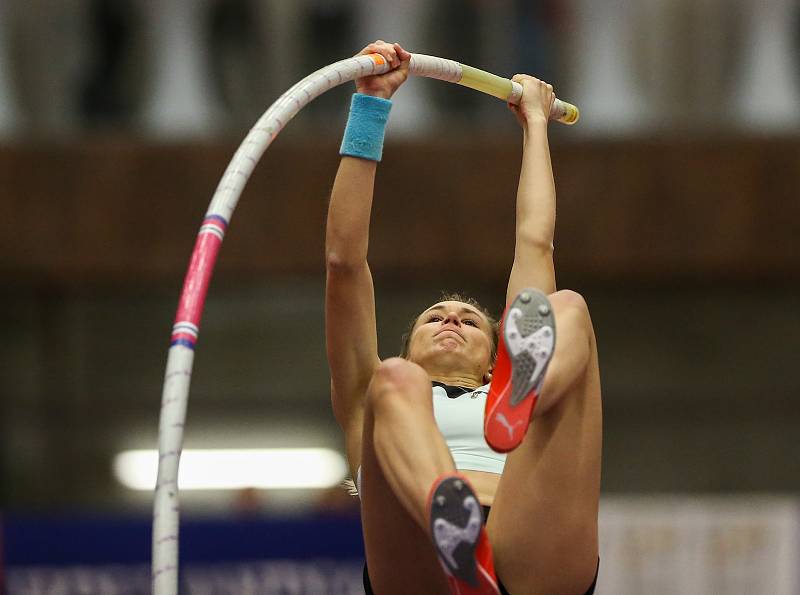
[484,370,492,384]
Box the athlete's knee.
[551,289,588,312]
[367,357,430,410]
[373,357,427,384]
[546,290,596,392]
[551,289,594,338]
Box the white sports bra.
[431,382,507,474]
[354,382,506,497]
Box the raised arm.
[325,41,410,474]
[505,76,559,304]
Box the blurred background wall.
[1,0,799,593]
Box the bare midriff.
[462,469,501,506]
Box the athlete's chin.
[413,343,473,368]
[429,347,471,368]
[440,341,460,350]
[433,345,466,361]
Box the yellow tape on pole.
[458,64,580,125]
[458,64,516,101]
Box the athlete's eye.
[463,319,478,327]
[427,315,443,323]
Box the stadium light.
[114,448,348,490]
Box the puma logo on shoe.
[495,412,525,439]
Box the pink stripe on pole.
[174,231,224,328]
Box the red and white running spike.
[428,474,500,595]
[484,289,556,453]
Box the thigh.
[359,403,450,595]
[486,351,602,594]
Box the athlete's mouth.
[435,328,464,340]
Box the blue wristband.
[339,93,392,162]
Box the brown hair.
[399,291,500,362]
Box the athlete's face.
[406,301,494,382]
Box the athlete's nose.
[442,311,461,326]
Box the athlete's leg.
[487,290,602,594]
[533,290,595,413]
[359,357,453,594]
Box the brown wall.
[2,137,798,285]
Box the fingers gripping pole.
[152,51,578,595]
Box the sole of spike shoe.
[484,288,556,453]
[428,475,500,595]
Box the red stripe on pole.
[174,232,224,329]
